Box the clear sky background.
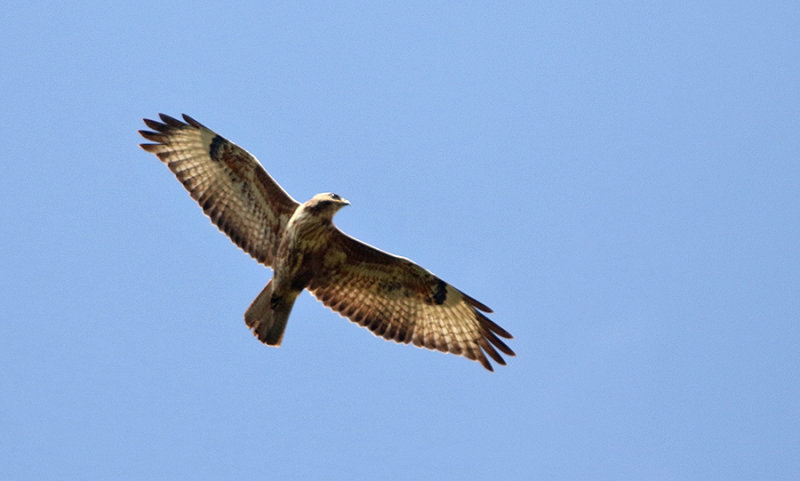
[2,2,798,480]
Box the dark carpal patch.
[432,279,448,305]
[209,135,227,161]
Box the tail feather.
[244,281,296,346]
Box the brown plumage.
[139,114,514,371]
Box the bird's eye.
[330,193,341,200]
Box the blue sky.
[2,1,799,479]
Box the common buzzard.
[139,114,514,370]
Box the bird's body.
[247,194,349,346]
[139,114,514,370]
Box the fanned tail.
[244,280,296,346]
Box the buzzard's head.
[304,192,350,218]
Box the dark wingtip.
[477,312,513,339]
[139,143,160,152]
[485,329,516,357]
[479,338,507,366]
[139,130,166,143]
[182,113,204,128]
[143,118,167,131]
[158,113,185,127]
[479,356,495,372]
[462,291,493,313]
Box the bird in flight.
[138,114,514,370]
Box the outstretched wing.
[308,229,515,371]
[139,114,300,267]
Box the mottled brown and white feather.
[308,229,515,371]
[138,114,299,266]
